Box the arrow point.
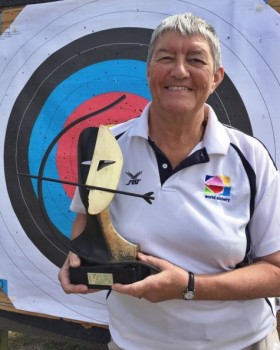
[97,160,116,171]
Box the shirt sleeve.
[70,187,86,214]
[249,171,280,258]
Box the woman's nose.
[171,59,190,79]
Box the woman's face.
[147,30,224,117]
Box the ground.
[8,332,92,350]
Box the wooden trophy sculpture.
[19,125,158,289]
[68,125,159,288]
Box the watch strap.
[182,271,195,300]
[188,271,194,291]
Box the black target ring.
[4,27,251,267]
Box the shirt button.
[162,163,168,169]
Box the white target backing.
[0,0,279,323]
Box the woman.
[59,13,280,350]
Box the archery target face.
[2,0,280,269]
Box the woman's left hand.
[111,252,188,302]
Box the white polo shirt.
[71,103,280,350]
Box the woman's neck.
[148,106,208,168]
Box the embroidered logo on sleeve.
[204,175,231,202]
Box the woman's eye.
[158,56,173,61]
[189,58,206,65]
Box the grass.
[8,332,93,350]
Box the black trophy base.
[69,261,158,289]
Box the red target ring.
[56,92,149,198]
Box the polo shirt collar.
[126,102,151,139]
[127,102,230,156]
[203,104,230,155]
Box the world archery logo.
[126,171,142,185]
[204,175,231,202]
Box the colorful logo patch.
[204,175,231,202]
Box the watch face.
[184,291,194,300]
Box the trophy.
[18,125,158,289]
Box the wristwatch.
[183,271,195,300]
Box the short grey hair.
[147,13,222,72]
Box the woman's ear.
[146,65,151,86]
[210,66,224,93]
